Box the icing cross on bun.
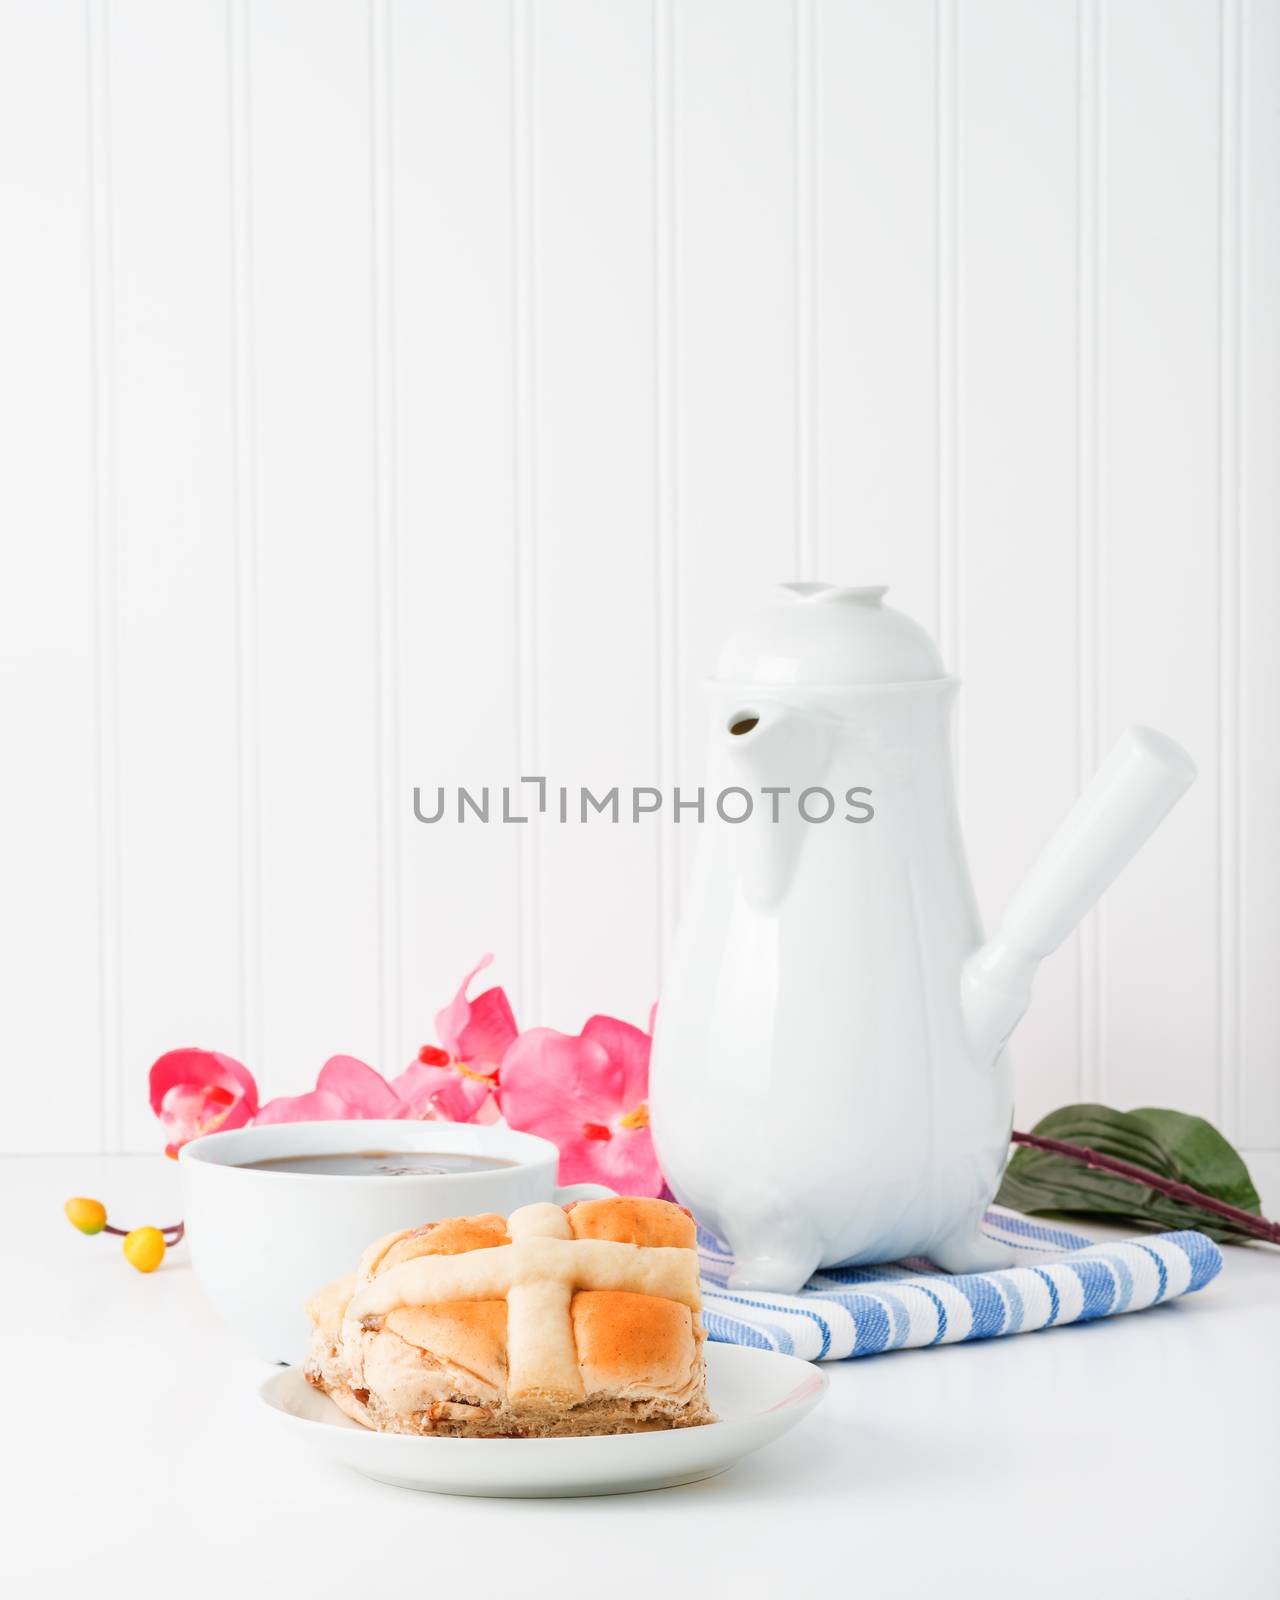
[305,1196,715,1438]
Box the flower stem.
[1010,1130,1280,1246]
[102,1221,185,1242]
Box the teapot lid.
[714,582,946,686]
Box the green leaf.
[995,1102,1263,1244]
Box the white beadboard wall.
[2,0,1278,1160]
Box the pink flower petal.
[435,954,519,1067]
[458,987,519,1066]
[499,1017,663,1195]
[434,953,492,1056]
[314,1055,407,1118]
[558,1125,665,1197]
[149,1048,259,1151]
[580,1015,651,1111]
[391,1059,495,1123]
[390,1059,458,1115]
[157,1085,237,1149]
[471,1091,503,1126]
[149,1048,258,1120]
[499,1028,620,1147]
[252,1088,352,1125]
[433,1074,496,1124]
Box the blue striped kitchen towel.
[698,1206,1223,1361]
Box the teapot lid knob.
[714,580,947,687]
[780,581,890,606]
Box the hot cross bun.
[303,1197,713,1437]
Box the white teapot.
[649,583,1195,1290]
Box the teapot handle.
[964,725,1196,1059]
[1001,725,1195,954]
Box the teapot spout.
[718,703,831,910]
[962,726,1197,1063]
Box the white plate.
[259,1343,828,1498]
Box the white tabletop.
[5,1154,1278,1599]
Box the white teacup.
[179,1120,613,1363]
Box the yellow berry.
[65,1197,107,1235]
[123,1226,166,1274]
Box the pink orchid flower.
[149,1048,259,1158]
[254,1054,413,1125]
[499,1014,663,1196]
[391,954,516,1123]
[148,960,516,1150]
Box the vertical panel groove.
[87,0,120,1148]
[512,0,540,1020]
[1076,0,1102,1102]
[936,0,959,674]
[371,0,401,1069]
[1099,0,1220,1117]
[654,0,679,978]
[228,0,262,1073]
[794,0,818,581]
[1237,0,1279,1150]
[1218,0,1242,1138]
